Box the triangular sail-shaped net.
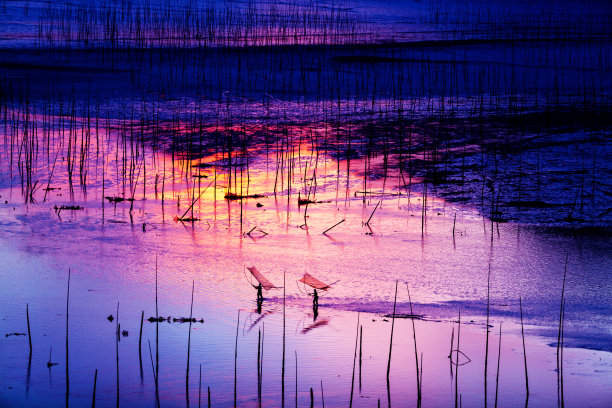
[247,266,278,291]
[298,272,331,291]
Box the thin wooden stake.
[359,326,363,392]
[365,200,381,225]
[320,380,325,408]
[322,219,345,235]
[27,303,32,357]
[349,312,360,408]
[92,369,97,408]
[407,284,421,400]
[520,298,529,398]
[66,268,71,408]
[234,310,240,408]
[387,280,398,380]
[282,271,286,408]
[115,302,119,408]
[455,310,461,408]
[494,323,502,408]
[485,263,491,408]
[187,280,195,402]
[139,310,144,378]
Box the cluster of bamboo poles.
[20,257,573,406]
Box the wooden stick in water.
[139,310,144,378]
[494,323,502,408]
[365,200,381,225]
[349,312,360,408]
[148,342,159,408]
[407,284,421,401]
[66,269,71,408]
[557,255,568,373]
[322,219,345,235]
[187,280,195,402]
[485,263,491,408]
[92,369,97,408]
[520,298,529,398]
[450,324,455,377]
[115,302,119,408]
[258,329,262,407]
[455,310,461,408]
[320,380,325,408]
[387,281,398,380]
[234,310,240,408]
[359,325,363,392]
[282,271,286,408]
[27,303,32,357]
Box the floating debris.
[172,317,203,323]
[105,196,134,203]
[298,197,317,206]
[244,227,268,237]
[147,316,204,323]
[5,332,26,337]
[47,347,58,367]
[54,205,83,211]
[174,216,201,222]
[382,313,425,320]
[224,192,265,200]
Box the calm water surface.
[1,0,611,407]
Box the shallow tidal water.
[1,159,611,406]
[1,0,612,407]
